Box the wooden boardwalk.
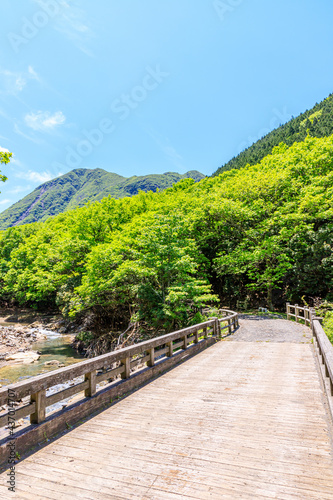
[1,319,333,499]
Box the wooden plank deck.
[1,330,333,499]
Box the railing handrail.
[0,319,217,404]
[286,302,313,326]
[287,302,333,400]
[0,310,239,434]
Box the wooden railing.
[286,302,312,326]
[287,303,333,402]
[0,310,238,465]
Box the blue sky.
[1,0,333,211]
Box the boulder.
[44,359,61,366]
[5,352,40,364]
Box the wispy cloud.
[0,69,26,93]
[9,155,23,167]
[14,124,41,144]
[53,0,94,56]
[146,128,185,171]
[24,111,66,131]
[28,65,41,82]
[16,170,54,183]
[0,146,10,153]
[0,66,40,95]
[8,185,31,194]
[0,199,11,205]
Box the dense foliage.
[214,93,333,175]
[0,168,204,229]
[0,136,332,344]
[0,151,11,186]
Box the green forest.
[1,135,332,349]
[214,93,333,175]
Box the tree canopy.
[0,136,332,341]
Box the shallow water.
[0,329,84,385]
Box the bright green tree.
[0,151,11,185]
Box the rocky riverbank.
[0,324,46,366]
[0,308,72,370]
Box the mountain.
[213,93,333,175]
[0,168,205,229]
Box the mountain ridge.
[0,168,205,229]
[213,93,333,175]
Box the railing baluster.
[85,370,97,397]
[148,348,155,367]
[286,302,290,320]
[121,357,131,379]
[30,389,46,424]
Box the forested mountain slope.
[214,93,333,175]
[1,135,332,346]
[0,168,204,229]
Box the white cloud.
[16,170,54,183]
[8,185,31,194]
[53,1,94,56]
[0,199,10,205]
[0,69,27,93]
[0,146,10,153]
[0,66,41,95]
[28,66,40,82]
[9,155,22,167]
[14,124,41,143]
[25,111,66,131]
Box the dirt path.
[226,314,312,343]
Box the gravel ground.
[226,314,312,343]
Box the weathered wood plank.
[1,338,333,499]
[46,381,89,407]
[0,337,217,466]
[0,402,36,428]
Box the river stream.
[0,320,84,385]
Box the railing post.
[310,308,315,335]
[30,389,46,424]
[167,341,173,357]
[203,326,208,339]
[147,347,155,367]
[295,304,299,323]
[215,318,221,337]
[228,318,232,334]
[121,357,131,379]
[85,370,97,397]
[308,308,311,325]
[183,335,188,350]
[286,302,290,320]
[194,328,199,344]
[212,319,217,337]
